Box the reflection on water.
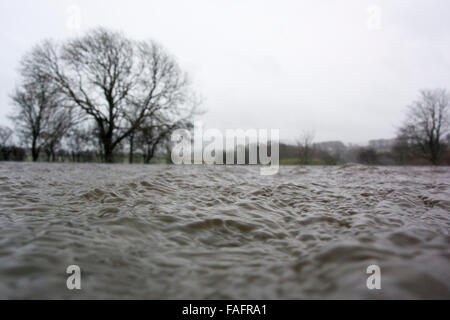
[0,163,449,299]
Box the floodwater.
[0,162,449,299]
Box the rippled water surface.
[0,163,449,299]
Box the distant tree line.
[280,89,450,166]
[0,126,26,161]
[2,27,198,163]
[2,88,449,165]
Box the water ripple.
[0,162,449,299]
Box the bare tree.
[42,107,75,161]
[137,115,194,164]
[397,89,450,165]
[296,131,315,165]
[0,126,13,147]
[66,126,89,162]
[10,70,68,162]
[24,28,196,163]
[126,95,198,164]
[66,124,103,163]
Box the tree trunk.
[430,153,438,165]
[129,134,134,164]
[31,139,39,162]
[104,150,114,163]
[103,138,114,163]
[429,139,439,165]
[145,146,154,164]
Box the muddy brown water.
[0,162,449,299]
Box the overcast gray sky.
[1,0,449,144]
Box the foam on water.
[0,163,449,299]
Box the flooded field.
[0,162,449,299]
